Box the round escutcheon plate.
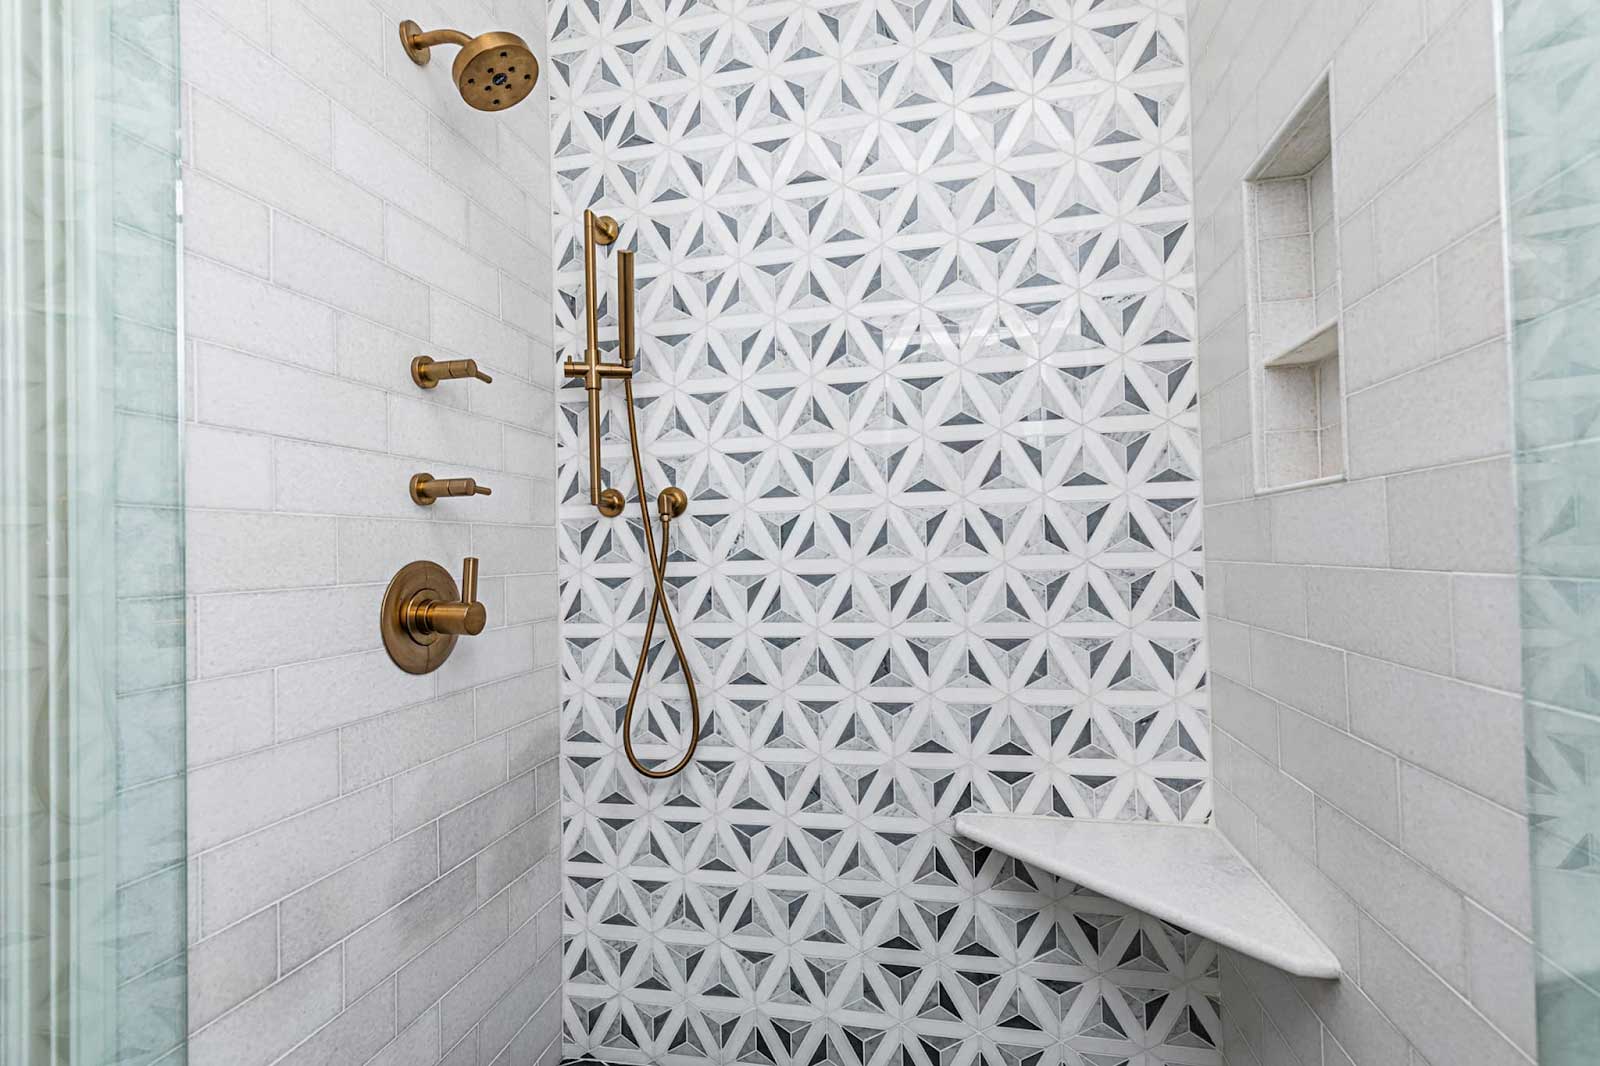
[381,560,459,674]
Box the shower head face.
[453,31,538,112]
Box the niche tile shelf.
[1263,317,1339,368]
[954,814,1342,979]
[1245,82,1346,490]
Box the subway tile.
[188,949,342,1066]
[1437,223,1507,355]
[272,215,430,336]
[188,511,338,594]
[1341,262,1437,392]
[393,893,512,1026]
[438,772,541,872]
[1268,478,1389,567]
[386,207,501,315]
[1386,458,1516,572]
[336,517,473,585]
[506,711,559,777]
[1331,0,1426,125]
[180,5,331,160]
[277,648,436,739]
[475,945,560,1061]
[1347,654,1526,810]
[189,907,278,1031]
[183,171,271,277]
[1304,566,1452,674]
[189,734,341,851]
[1210,675,1279,761]
[341,692,477,791]
[196,345,387,450]
[388,393,505,469]
[268,0,429,159]
[1214,733,1314,856]
[332,106,469,239]
[276,979,396,1066]
[196,585,377,676]
[1450,575,1521,691]
[200,783,392,932]
[474,669,559,737]
[187,669,275,766]
[335,312,466,405]
[1346,339,1512,477]
[438,917,541,1048]
[1251,821,1359,973]
[1316,803,1467,987]
[365,1008,443,1066]
[191,93,384,255]
[1463,902,1537,1056]
[504,572,559,626]
[1214,562,1306,635]
[429,117,527,232]
[279,825,439,971]
[1227,952,1325,1066]
[1296,972,1413,1066]
[1247,628,1347,727]
[185,425,275,511]
[392,737,508,833]
[344,861,480,1000]
[1280,709,1399,840]
[1333,0,1496,211]
[185,257,336,371]
[1374,105,1502,283]
[430,291,536,382]
[1400,766,1531,932]
[434,622,537,695]
[487,990,560,1066]
[1356,916,1527,1066]
[1203,499,1271,561]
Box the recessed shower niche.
[1245,82,1344,490]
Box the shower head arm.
[399,22,473,65]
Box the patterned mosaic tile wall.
[549,0,1215,1063]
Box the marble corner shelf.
[954,814,1341,980]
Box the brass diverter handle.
[410,472,492,505]
[413,356,492,388]
[381,558,486,674]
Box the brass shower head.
[398,20,538,112]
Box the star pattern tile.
[550,0,1214,1061]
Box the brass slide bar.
[563,209,630,517]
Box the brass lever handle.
[412,355,493,388]
[405,557,486,638]
[381,558,487,673]
[410,473,492,506]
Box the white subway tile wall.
[181,1,560,1063]
[1189,0,1533,1062]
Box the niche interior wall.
[551,1,1213,1063]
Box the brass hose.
[618,376,700,778]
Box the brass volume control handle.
[380,558,488,674]
[411,473,492,505]
[412,356,492,388]
[406,557,486,638]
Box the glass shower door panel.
[0,2,185,1063]
[1501,0,1600,1061]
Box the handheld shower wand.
[564,211,700,779]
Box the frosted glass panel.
[0,2,185,1063]
[1501,0,1600,1061]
